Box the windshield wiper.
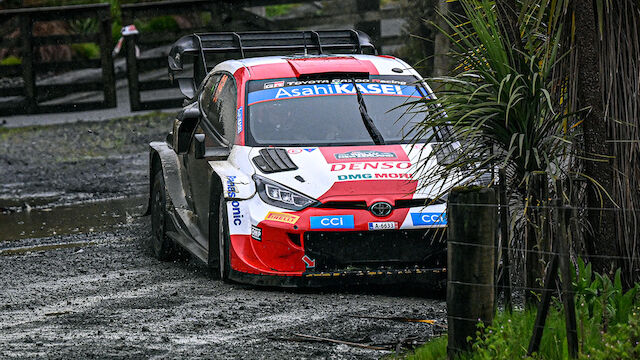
[351,79,385,145]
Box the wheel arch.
[144,141,181,216]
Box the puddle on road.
[0,196,147,242]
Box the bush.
[71,43,100,59]
[135,16,179,33]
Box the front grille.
[304,229,446,272]
[316,201,368,210]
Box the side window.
[200,73,221,127]
[199,73,237,145]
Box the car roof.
[211,54,421,81]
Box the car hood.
[248,144,454,202]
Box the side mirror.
[194,134,230,160]
[173,107,201,154]
[177,78,196,99]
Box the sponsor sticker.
[309,215,355,229]
[230,200,243,225]
[335,150,397,160]
[251,225,262,241]
[287,148,303,154]
[264,80,284,89]
[265,212,300,225]
[303,148,316,152]
[368,221,398,231]
[330,162,412,171]
[226,176,238,198]
[236,107,243,134]
[411,212,447,226]
[336,173,413,181]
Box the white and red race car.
[147,31,457,286]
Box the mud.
[0,113,446,359]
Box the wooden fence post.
[98,8,116,108]
[20,14,36,114]
[447,187,496,358]
[355,0,381,50]
[124,30,140,112]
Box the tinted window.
[245,76,430,146]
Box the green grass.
[0,56,21,66]
[405,305,640,359]
[404,335,447,360]
[265,4,299,18]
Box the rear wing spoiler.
[168,30,376,99]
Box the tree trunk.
[432,0,450,76]
[574,0,617,275]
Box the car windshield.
[245,76,432,146]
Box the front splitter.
[229,267,447,288]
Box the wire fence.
[443,188,638,358]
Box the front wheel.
[218,193,231,282]
[150,170,180,261]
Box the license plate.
[368,221,398,231]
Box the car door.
[184,72,238,242]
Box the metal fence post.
[447,187,496,358]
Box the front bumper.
[226,195,447,286]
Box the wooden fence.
[0,0,407,114]
[120,0,404,111]
[0,3,115,114]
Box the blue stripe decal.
[248,83,421,105]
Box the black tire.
[217,192,232,282]
[207,192,221,276]
[150,169,179,261]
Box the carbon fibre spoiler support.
[167,30,376,94]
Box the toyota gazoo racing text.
[147,31,458,286]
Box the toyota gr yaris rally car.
[147,31,458,286]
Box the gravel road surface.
[0,113,446,359]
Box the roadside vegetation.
[404,0,640,357]
[405,260,640,359]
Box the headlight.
[253,175,318,211]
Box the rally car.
[147,30,457,286]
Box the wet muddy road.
[0,114,446,359]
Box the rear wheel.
[218,193,231,282]
[150,170,179,260]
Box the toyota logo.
[370,202,392,217]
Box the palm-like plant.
[410,0,576,196]
[409,0,640,285]
[405,0,581,296]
